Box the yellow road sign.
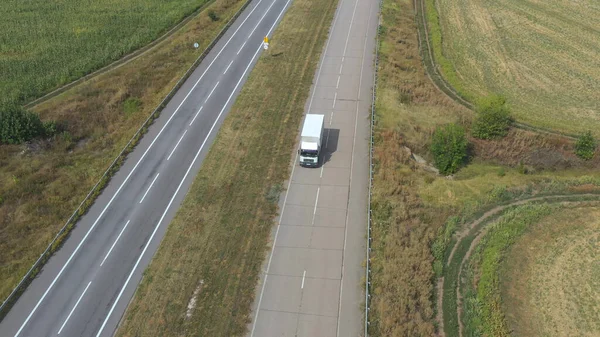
[264,36,269,44]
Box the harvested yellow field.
[436,0,600,135]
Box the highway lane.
[0,0,292,336]
[247,0,378,334]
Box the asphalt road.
[247,0,378,334]
[0,0,293,336]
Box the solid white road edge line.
[167,130,188,161]
[250,0,344,333]
[100,220,132,267]
[336,0,372,335]
[12,1,267,334]
[139,173,160,204]
[97,1,292,330]
[57,281,92,335]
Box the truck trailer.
[298,114,325,167]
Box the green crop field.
[435,0,600,135]
[0,0,210,104]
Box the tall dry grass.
[370,0,466,334]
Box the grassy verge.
[370,0,468,335]
[0,0,246,304]
[115,0,337,334]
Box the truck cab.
[298,114,325,167]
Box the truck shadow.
[321,128,339,166]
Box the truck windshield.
[300,150,318,157]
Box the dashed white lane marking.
[311,187,320,225]
[336,76,340,88]
[301,270,306,289]
[189,106,204,126]
[167,130,188,161]
[100,220,131,267]
[139,173,160,204]
[332,92,338,109]
[204,81,220,103]
[237,39,248,54]
[224,60,235,74]
[57,281,92,335]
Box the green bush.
[472,95,513,139]
[208,10,220,21]
[575,130,596,160]
[123,97,142,116]
[0,102,55,144]
[430,123,469,175]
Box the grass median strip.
[116,0,337,334]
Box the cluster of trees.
[430,95,596,175]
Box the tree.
[575,131,596,160]
[472,95,512,139]
[430,123,469,175]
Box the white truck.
[298,114,325,167]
